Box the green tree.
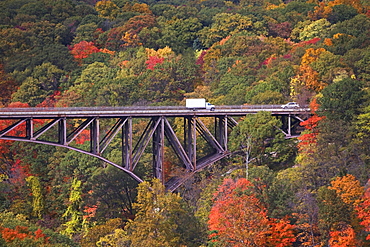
[11,62,64,106]
[230,111,294,174]
[319,77,365,121]
[123,178,201,247]
[158,17,202,53]
[198,13,264,48]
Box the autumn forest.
[0,0,370,246]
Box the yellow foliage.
[145,46,174,58]
[121,32,142,47]
[95,0,119,20]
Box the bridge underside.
[0,113,303,191]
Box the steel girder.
[0,115,237,191]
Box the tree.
[0,64,18,106]
[61,178,83,238]
[356,180,370,241]
[158,17,202,53]
[95,0,119,20]
[230,111,295,172]
[25,176,44,219]
[208,178,270,246]
[198,13,262,48]
[319,77,365,121]
[123,178,201,247]
[208,177,296,246]
[70,41,100,64]
[329,223,359,247]
[11,62,64,106]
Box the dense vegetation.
[0,0,370,246]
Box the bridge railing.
[0,104,309,112]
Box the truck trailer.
[186,98,215,111]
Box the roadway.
[0,105,310,118]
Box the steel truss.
[0,112,305,191]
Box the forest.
[0,0,370,246]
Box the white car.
[281,102,299,109]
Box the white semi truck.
[186,98,215,111]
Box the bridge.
[0,105,310,191]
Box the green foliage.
[319,77,365,121]
[1,1,370,246]
[158,17,202,53]
[229,111,293,169]
[123,178,202,247]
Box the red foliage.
[329,223,358,247]
[298,98,325,146]
[196,50,207,67]
[74,129,90,145]
[83,204,98,220]
[0,226,49,244]
[209,178,296,246]
[145,56,164,70]
[8,159,32,188]
[261,56,277,66]
[0,102,30,155]
[70,41,100,64]
[295,37,321,48]
[355,180,370,240]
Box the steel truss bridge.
[0,105,309,191]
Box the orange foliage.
[329,223,359,247]
[296,65,327,92]
[301,48,326,66]
[266,218,296,247]
[355,180,370,240]
[99,48,115,56]
[308,2,332,20]
[83,204,98,220]
[75,129,90,145]
[329,174,364,207]
[121,32,142,48]
[208,178,270,246]
[209,178,296,246]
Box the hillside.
[0,0,370,246]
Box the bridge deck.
[0,105,310,118]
